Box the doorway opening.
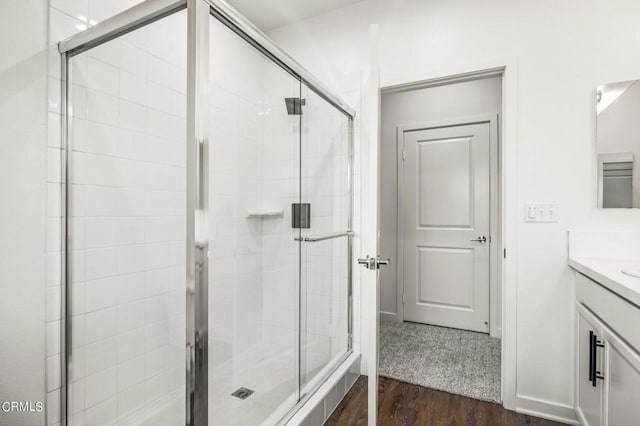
[378,71,503,403]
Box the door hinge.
[503,248,506,258]
[402,292,405,304]
[402,150,405,161]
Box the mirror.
[597,80,640,208]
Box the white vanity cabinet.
[574,272,640,426]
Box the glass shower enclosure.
[58,0,354,425]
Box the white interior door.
[362,24,381,426]
[401,119,491,333]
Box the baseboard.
[516,394,579,425]
[380,311,397,322]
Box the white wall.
[379,76,502,319]
[268,0,640,421]
[0,1,47,425]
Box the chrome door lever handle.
[377,258,390,267]
[357,255,374,269]
[470,236,487,243]
[358,255,391,270]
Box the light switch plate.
[525,203,559,223]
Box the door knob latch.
[358,255,390,270]
[470,235,487,243]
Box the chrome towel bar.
[295,231,353,242]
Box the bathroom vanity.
[569,231,640,425]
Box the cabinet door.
[603,328,640,426]
[576,303,604,426]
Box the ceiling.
[226,0,365,31]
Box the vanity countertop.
[569,257,640,308]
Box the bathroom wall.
[267,0,640,422]
[0,1,47,425]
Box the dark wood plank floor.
[326,377,565,426]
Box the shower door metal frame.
[58,0,355,424]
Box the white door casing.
[400,117,496,333]
[382,62,518,410]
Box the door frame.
[395,113,500,337]
[372,60,519,410]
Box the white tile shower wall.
[46,2,187,425]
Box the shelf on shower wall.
[246,210,284,218]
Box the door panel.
[604,327,640,425]
[418,136,472,227]
[418,247,474,309]
[403,121,491,332]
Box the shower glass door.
[62,2,353,425]
[207,15,301,425]
[299,84,352,393]
[65,9,188,425]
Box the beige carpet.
[379,320,501,403]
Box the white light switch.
[525,203,559,223]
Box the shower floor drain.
[231,387,254,400]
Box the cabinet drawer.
[575,272,640,354]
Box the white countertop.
[569,257,640,308]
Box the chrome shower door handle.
[470,235,487,243]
